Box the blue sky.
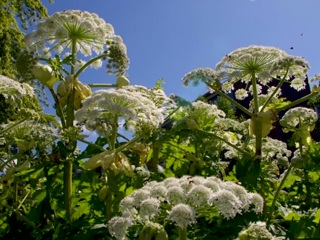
[43,0,320,101]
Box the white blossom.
[25,10,115,57]
[108,216,132,240]
[0,75,35,97]
[168,204,196,229]
[280,107,317,130]
[139,198,160,220]
[166,186,186,205]
[235,88,249,100]
[187,185,212,207]
[75,85,171,136]
[238,221,274,240]
[209,189,243,219]
[248,193,264,214]
[131,189,151,207]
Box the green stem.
[109,116,119,150]
[251,73,259,114]
[260,68,289,112]
[178,227,187,240]
[74,54,107,79]
[254,118,262,160]
[251,73,263,159]
[64,160,73,221]
[298,120,312,208]
[5,204,37,229]
[117,132,131,141]
[0,152,23,170]
[206,82,253,117]
[105,171,114,222]
[277,92,317,112]
[76,138,106,151]
[49,88,66,128]
[63,39,77,222]
[88,83,117,88]
[114,136,141,154]
[197,129,252,157]
[267,163,294,224]
[0,118,27,135]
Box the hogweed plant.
[20,9,130,222]
[2,8,320,239]
[181,45,320,237]
[182,46,318,159]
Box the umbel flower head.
[182,45,310,100]
[108,175,264,239]
[25,10,114,56]
[24,10,129,74]
[75,85,174,136]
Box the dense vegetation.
[1,6,320,240]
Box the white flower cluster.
[280,107,317,131]
[108,176,264,239]
[182,68,217,86]
[216,46,309,96]
[0,75,35,98]
[25,10,115,57]
[246,137,292,165]
[75,85,173,136]
[191,101,226,118]
[238,221,275,240]
[173,101,226,131]
[183,46,309,102]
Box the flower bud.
[116,75,130,87]
[31,63,58,88]
[98,186,108,201]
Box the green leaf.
[313,209,320,224]
[281,173,301,189]
[72,201,90,221]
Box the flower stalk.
[178,227,187,240]
[267,163,294,224]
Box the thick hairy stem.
[250,74,262,159]
[178,227,187,240]
[254,123,262,160]
[63,39,77,222]
[109,116,119,150]
[105,171,114,222]
[298,130,312,208]
[64,160,73,221]
[251,73,259,114]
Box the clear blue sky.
[43,0,320,101]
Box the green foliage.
[0,0,50,78]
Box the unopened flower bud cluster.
[108,175,264,239]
